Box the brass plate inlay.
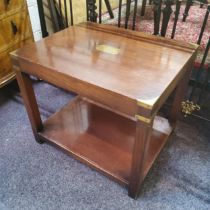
[96,45,120,55]
[181,100,200,117]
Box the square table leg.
[128,108,155,199]
[15,71,43,143]
[128,58,194,199]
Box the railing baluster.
[125,0,131,29]
[69,0,73,26]
[200,0,208,8]
[64,0,68,27]
[47,0,60,32]
[37,0,49,37]
[118,0,122,27]
[197,38,210,103]
[183,0,193,22]
[171,0,181,39]
[86,0,89,21]
[56,0,65,29]
[198,64,210,105]
[58,0,62,17]
[153,0,162,35]
[197,5,210,45]
[99,0,102,23]
[104,0,114,19]
[190,38,210,100]
[87,0,98,22]
[132,0,138,30]
[161,0,173,37]
[141,0,147,16]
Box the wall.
[26,0,42,41]
[72,0,126,25]
[26,1,127,38]
[45,0,126,34]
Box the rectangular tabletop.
[12,22,198,116]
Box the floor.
[0,81,210,210]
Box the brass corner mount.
[181,100,200,117]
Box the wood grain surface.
[12,23,198,199]
[13,22,199,115]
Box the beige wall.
[45,1,126,34]
[72,0,124,25]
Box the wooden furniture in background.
[11,23,198,199]
[0,0,33,88]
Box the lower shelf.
[38,96,173,186]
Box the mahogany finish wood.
[16,72,44,143]
[38,96,172,186]
[11,22,198,199]
[129,108,155,198]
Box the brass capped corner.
[181,100,200,117]
[135,115,152,124]
[137,97,158,110]
[137,101,153,110]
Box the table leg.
[128,109,154,199]
[16,71,43,143]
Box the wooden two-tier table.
[11,22,198,199]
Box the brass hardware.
[96,45,120,55]
[137,100,153,109]
[181,100,200,117]
[135,115,152,124]
[137,97,158,109]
